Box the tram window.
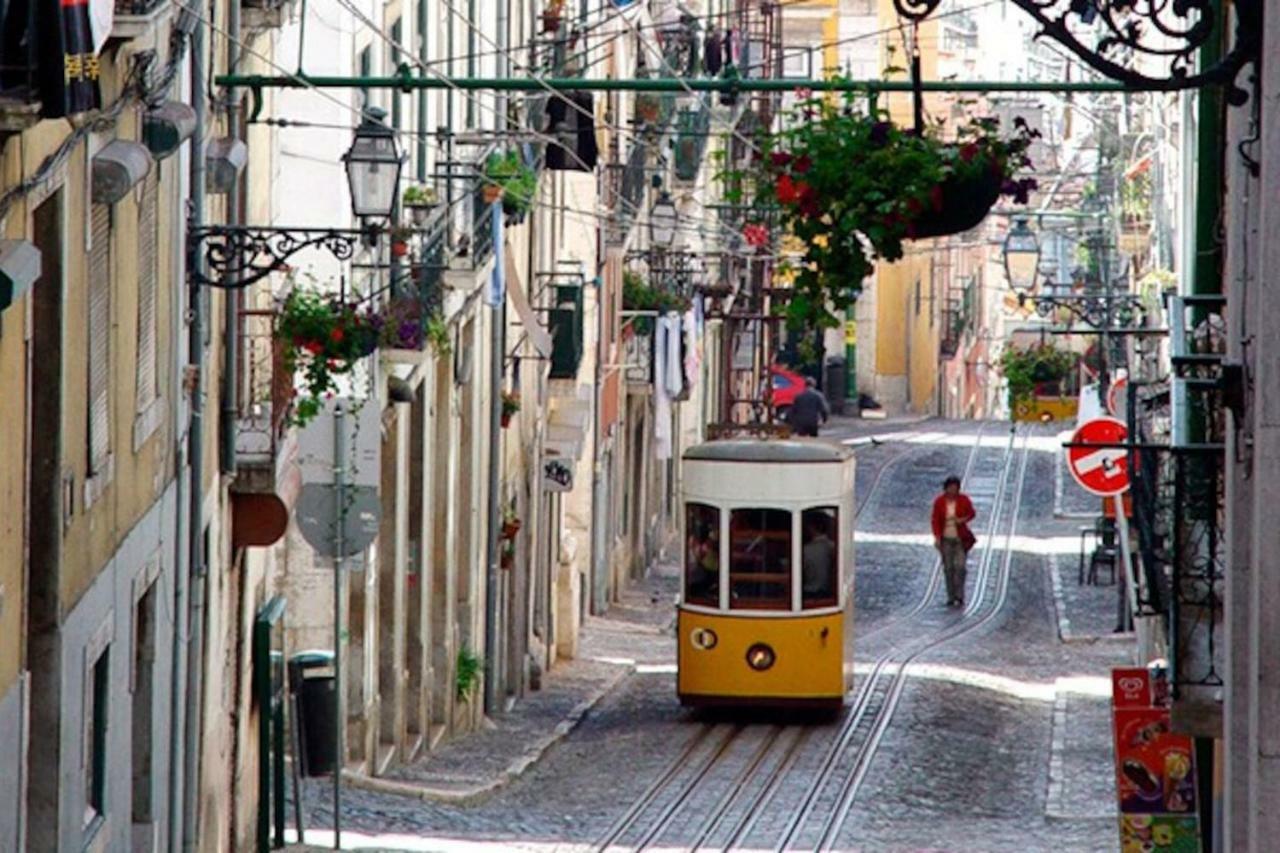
[728,508,792,610]
[801,507,839,608]
[685,503,721,607]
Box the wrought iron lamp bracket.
[187,224,375,289]
[892,0,1260,102]
[1020,291,1147,329]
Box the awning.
[505,244,554,357]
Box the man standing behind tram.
[931,476,976,607]
[788,376,830,437]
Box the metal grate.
[135,176,159,412]
[88,204,112,473]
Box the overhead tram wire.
[174,0,745,251]
[333,0,757,251]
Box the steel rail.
[720,423,1005,852]
[815,428,1035,850]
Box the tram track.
[755,424,1023,852]
[593,423,1016,853]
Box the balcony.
[231,306,300,549]
[112,0,174,41]
[242,0,298,32]
[0,11,39,131]
[673,101,712,183]
[603,142,649,246]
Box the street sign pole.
[332,403,345,851]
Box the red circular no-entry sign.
[1068,417,1131,496]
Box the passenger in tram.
[931,476,976,608]
[801,513,836,602]
[686,519,720,602]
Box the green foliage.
[277,289,381,427]
[484,150,538,215]
[455,648,483,700]
[1120,170,1152,224]
[622,269,690,333]
[999,344,1077,409]
[501,390,521,418]
[402,184,438,206]
[723,87,1038,336]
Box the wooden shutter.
[135,178,158,412]
[88,203,111,472]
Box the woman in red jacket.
[931,476,976,607]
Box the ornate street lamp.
[650,191,679,249]
[1002,218,1040,295]
[343,106,403,221]
[189,108,407,289]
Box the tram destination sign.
[1067,417,1131,496]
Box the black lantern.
[1002,218,1040,294]
[650,191,679,249]
[343,106,402,221]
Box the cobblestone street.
[291,419,1128,852]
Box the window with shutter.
[135,177,159,413]
[88,203,111,474]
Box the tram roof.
[684,439,854,464]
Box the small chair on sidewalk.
[1077,517,1118,586]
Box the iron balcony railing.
[114,0,168,13]
[674,99,712,182]
[235,307,293,470]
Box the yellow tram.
[677,439,856,708]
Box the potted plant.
[999,343,1077,412]
[277,288,382,426]
[389,225,413,258]
[500,538,515,570]
[622,269,691,334]
[724,86,1038,334]
[500,506,522,541]
[483,150,538,217]
[402,185,439,225]
[501,389,521,427]
[540,0,565,33]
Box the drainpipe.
[483,214,505,714]
[221,0,242,475]
[176,10,207,852]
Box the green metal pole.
[221,73,1138,94]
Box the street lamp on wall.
[1002,218,1040,296]
[343,106,403,221]
[650,191,679,249]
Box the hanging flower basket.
[724,85,1039,334]
[390,240,409,258]
[482,183,504,204]
[483,150,537,215]
[501,516,522,541]
[277,288,382,427]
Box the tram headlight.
[690,627,718,650]
[745,643,776,671]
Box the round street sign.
[1107,376,1129,419]
[1067,417,1131,496]
[296,483,382,558]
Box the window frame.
[683,502,721,608]
[726,506,794,612]
[800,505,840,610]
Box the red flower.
[906,197,924,217]
[959,142,981,163]
[743,223,770,247]
[929,185,944,212]
[303,340,324,355]
[797,183,820,218]
[770,151,793,168]
[776,174,800,204]
[793,155,812,175]
[330,327,345,343]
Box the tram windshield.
[801,507,839,608]
[685,503,720,606]
[728,508,792,610]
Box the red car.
[768,364,808,418]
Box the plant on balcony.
[402,185,439,225]
[999,343,1077,410]
[622,269,690,334]
[389,224,413,258]
[540,0,565,32]
[500,390,521,427]
[724,88,1039,333]
[278,289,381,427]
[483,150,538,215]
[500,505,522,540]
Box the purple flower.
[868,121,892,147]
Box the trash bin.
[824,357,847,414]
[289,650,337,777]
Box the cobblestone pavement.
[292,421,1128,852]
